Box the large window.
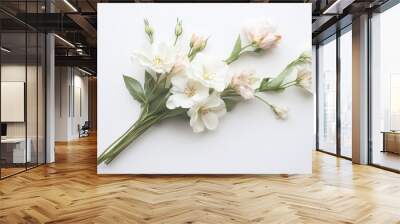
[340,28,352,158]
[318,36,337,154]
[370,3,400,171]
[317,27,353,159]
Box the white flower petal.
[166,96,177,109]
[242,18,280,50]
[203,93,223,109]
[201,112,219,130]
[213,81,227,92]
[188,53,229,91]
[272,105,288,120]
[170,75,188,92]
[132,51,153,68]
[214,105,227,117]
[191,84,209,102]
[167,94,193,109]
[132,42,177,74]
[189,112,205,133]
[239,86,255,99]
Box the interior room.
[0,0,400,223]
[54,66,95,142]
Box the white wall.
[98,3,313,174]
[55,67,89,141]
[71,73,89,138]
[1,63,46,163]
[1,65,40,138]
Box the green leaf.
[222,95,242,112]
[259,61,298,91]
[148,78,169,103]
[144,71,156,97]
[226,35,242,64]
[258,77,272,90]
[149,94,169,114]
[266,68,292,89]
[123,75,146,104]
[259,77,286,92]
[231,35,242,57]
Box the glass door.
[1,31,28,178]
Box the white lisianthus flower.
[159,48,190,87]
[166,75,209,109]
[271,104,288,120]
[296,66,312,93]
[171,53,190,75]
[187,93,227,133]
[230,71,260,99]
[187,53,230,92]
[132,42,177,74]
[242,18,281,50]
[190,33,207,51]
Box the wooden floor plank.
[1,134,400,224]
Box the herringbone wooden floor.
[1,135,400,224]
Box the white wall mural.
[97,3,313,174]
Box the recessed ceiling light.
[63,0,78,12]
[78,67,93,76]
[54,34,75,48]
[1,47,11,53]
[323,0,353,15]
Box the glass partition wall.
[0,4,46,179]
[370,3,400,172]
[317,35,337,155]
[316,27,353,159]
[339,28,352,158]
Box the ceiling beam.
[67,13,97,46]
[55,55,96,70]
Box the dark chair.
[79,121,90,138]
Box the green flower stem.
[174,35,180,46]
[225,43,253,65]
[280,80,297,89]
[103,114,162,165]
[188,49,198,61]
[187,47,193,57]
[98,108,186,165]
[241,43,253,51]
[257,54,310,92]
[97,111,149,165]
[255,94,272,107]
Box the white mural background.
[97,3,313,174]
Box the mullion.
[316,45,320,151]
[36,0,39,168]
[25,0,28,171]
[336,29,341,157]
[0,25,2,179]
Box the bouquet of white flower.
[97,18,312,165]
